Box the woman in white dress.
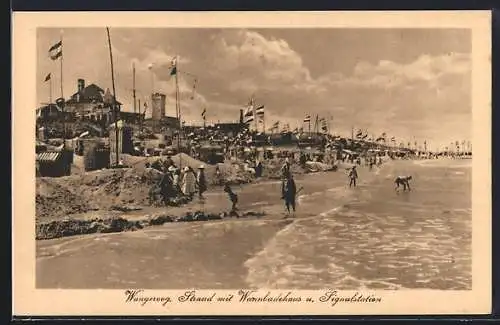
[181,166,197,197]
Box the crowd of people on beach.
[146,157,207,206]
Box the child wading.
[348,166,358,188]
[223,183,239,217]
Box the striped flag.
[44,73,51,82]
[48,41,62,60]
[243,105,254,124]
[320,118,328,132]
[255,105,265,116]
[303,115,311,123]
[391,137,396,142]
[356,129,363,138]
[201,108,206,119]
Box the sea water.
[244,159,472,290]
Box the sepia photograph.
[13,11,491,316]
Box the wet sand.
[36,159,472,290]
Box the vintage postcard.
[12,11,491,316]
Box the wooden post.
[106,27,120,166]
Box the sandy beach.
[36,158,471,290]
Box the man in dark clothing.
[196,165,207,199]
[159,172,176,206]
[348,166,358,188]
[255,161,263,178]
[299,152,307,167]
[369,157,375,171]
[283,174,297,215]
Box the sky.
[37,28,471,150]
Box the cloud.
[345,52,471,89]
[210,30,315,92]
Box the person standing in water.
[348,165,358,188]
[280,158,291,198]
[283,173,297,215]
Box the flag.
[170,57,177,76]
[48,41,62,60]
[255,105,265,116]
[243,106,254,124]
[44,73,51,82]
[303,115,311,123]
[356,129,363,138]
[391,137,396,142]
[201,108,206,119]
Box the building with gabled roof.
[64,78,123,125]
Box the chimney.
[77,79,85,93]
[239,109,244,124]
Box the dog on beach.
[394,175,412,191]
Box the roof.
[66,83,122,105]
[36,151,62,162]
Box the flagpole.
[263,112,266,134]
[138,99,142,132]
[133,62,137,114]
[175,55,182,169]
[60,32,64,101]
[49,75,52,104]
[106,27,120,166]
[252,96,257,132]
[59,31,65,142]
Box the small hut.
[36,149,73,177]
